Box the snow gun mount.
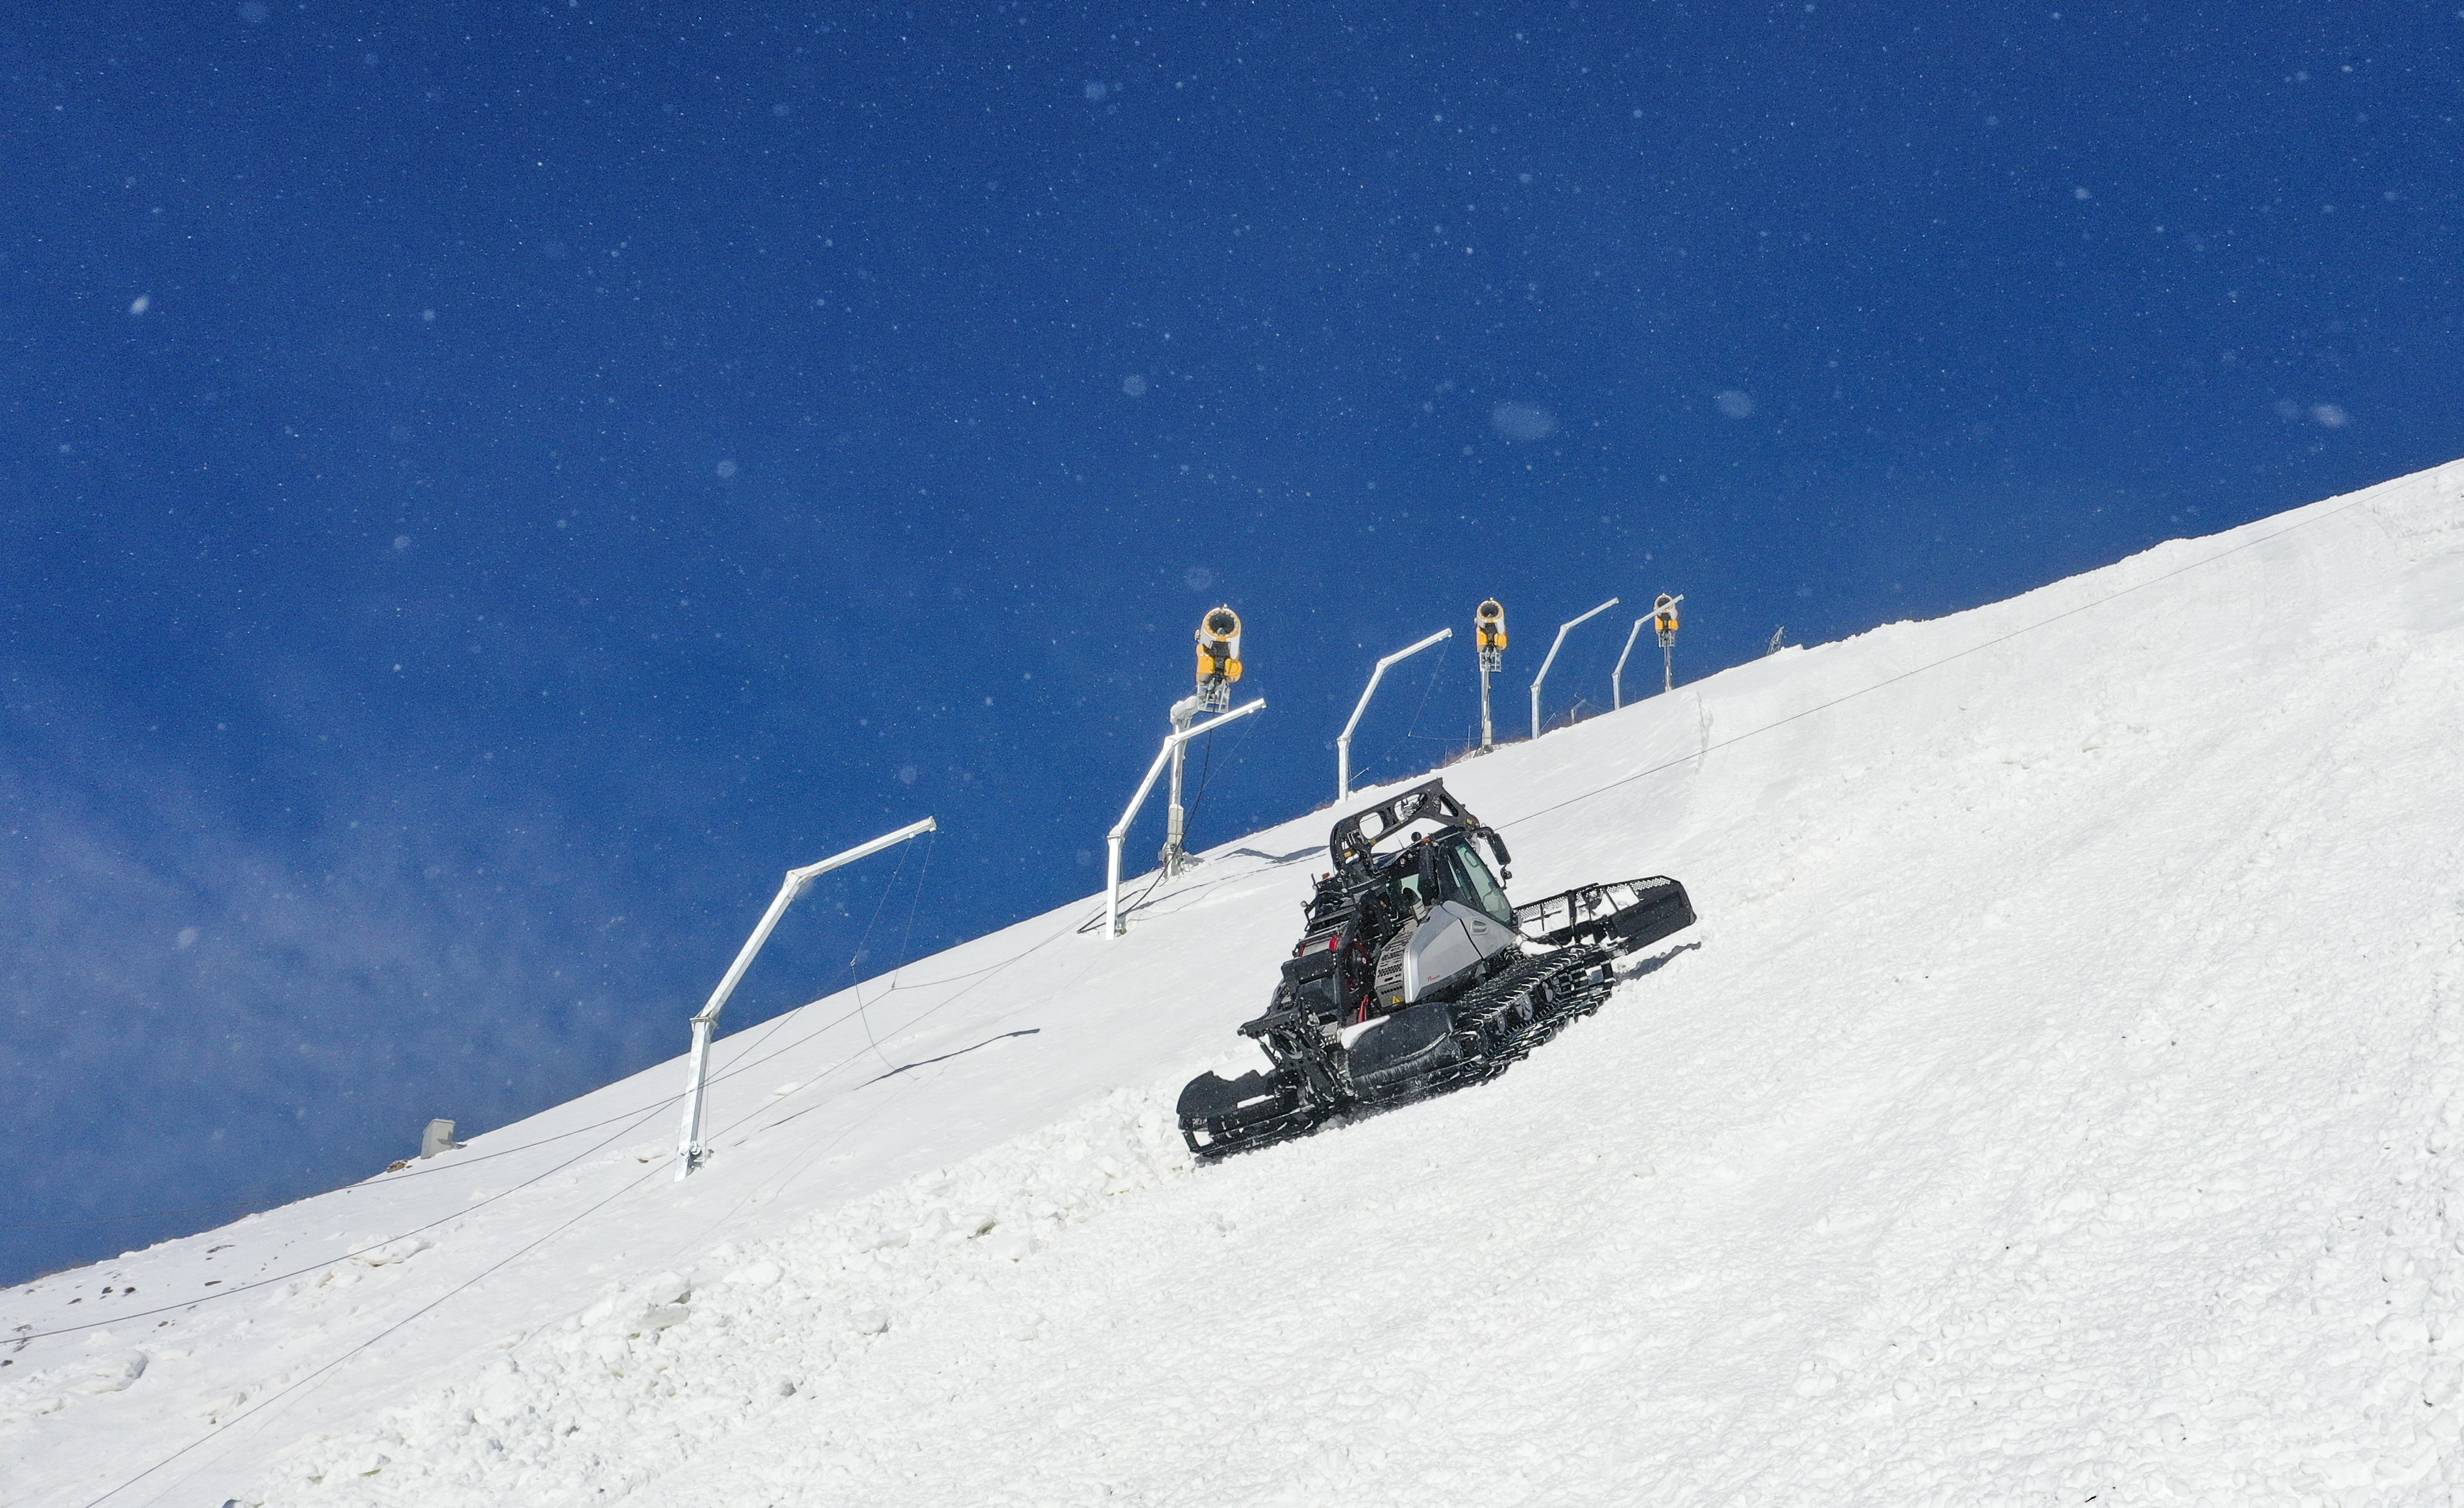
[1176,778,1694,1160]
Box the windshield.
[1445,841,1513,926]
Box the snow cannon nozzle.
[1195,605,1243,700]
[1475,598,1506,679]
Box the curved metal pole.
[677,815,937,1179]
[1107,698,1266,937]
[1612,616,1648,710]
[1337,627,1451,802]
[1530,597,1618,740]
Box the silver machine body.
[1375,899,1518,1008]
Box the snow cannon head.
[1475,598,1506,653]
[1652,593,1681,635]
[1196,605,1243,685]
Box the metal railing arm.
[1336,627,1451,801]
[1530,597,1619,739]
[783,816,941,893]
[1107,698,1265,935]
[675,815,936,1179]
[689,815,940,1029]
[1613,616,1648,711]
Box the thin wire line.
[11,1099,675,1345]
[845,836,921,1073]
[1184,708,1258,828]
[2,974,826,1235]
[890,830,936,983]
[9,842,959,1237]
[1359,637,1451,781]
[81,896,1075,1507]
[82,1161,673,1508]
[16,908,1073,1350]
[730,918,1076,1144]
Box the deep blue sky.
[5,1,2457,1282]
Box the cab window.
[1445,842,1513,925]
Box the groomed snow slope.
[10,460,2464,1507]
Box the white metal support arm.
[1530,597,1619,740]
[1107,698,1265,937]
[675,815,937,1180]
[1613,616,1648,711]
[1336,627,1451,802]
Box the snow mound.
[253,1092,1186,1505]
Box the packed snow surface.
[10,460,2464,1506]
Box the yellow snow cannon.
[1197,605,1243,684]
[1475,598,1507,655]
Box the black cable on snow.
[1182,707,1260,828]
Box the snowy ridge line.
[80,1158,683,1508]
[9,923,1031,1344]
[4,1205,315,1234]
[11,1104,678,1350]
[3,990,826,1240]
[1,1005,823,1328]
[2,903,1054,1246]
[15,915,1078,1507]
[54,983,1013,1502]
[1497,485,2376,834]
[4,1102,695,1236]
[240,1091,1191,1508]
[12,829,960,1243]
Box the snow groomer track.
[10,458,2464,1506]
